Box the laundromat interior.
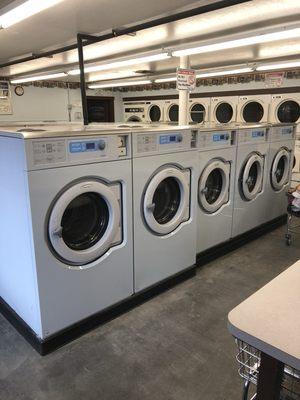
[1,1,300,399]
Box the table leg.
[256,352,284,400]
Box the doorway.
[87,96,115,123]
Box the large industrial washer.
[0,125,133,340]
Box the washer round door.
[168,104,179,122]
[143,167,190,235]
[149,104,161,122]
[215,102,233,123]
[198,160,230,213]
[270,148,291,191]
[240,153,264,201]
[190,103,206,123]
[48,180,121,266]
[242,101,264,123]
[277,100,300,123]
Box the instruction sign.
[265,72,284,88]
[176,68,196,91]
[0,81,12,115]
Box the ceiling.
[1,0,300,84]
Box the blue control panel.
[252,130,265,138]
[159,134,182,145]
[213,133,230,142]
[69,140,105,153]
[282,127,293,135]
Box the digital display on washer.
[282,127,293,135]
[213,133,229,142]
[159,134,182,144]
[252,130,265,138]
[69,140,100,153]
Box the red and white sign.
[265,72,284,88]
[176,68,196,91]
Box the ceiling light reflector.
[89,80,151,89]
[11,72,67,84]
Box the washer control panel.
[29,134,130,169]
[134,130,194,156]
[237,128,267,144]
[197,131,234,149]
[270,125,295,141]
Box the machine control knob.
[98,140,106,150]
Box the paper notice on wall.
[265,72,284,88]
[176,68,196,91]
[0,81,12,115]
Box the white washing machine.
[269,94,300,124]
[210,97,238,124]
[293,135,300,177]
[232,125,269,237]
[164,99,179,123]
[123,101,147,122]
[145,100,165,123]
[196,128,237,254]
[265,124,295,222]
[131,127,197,292]
[237,95,271,123]
[189,98,210,124]
[0,125,133,340]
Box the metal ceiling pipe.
[0,0,252,69]
[178,56,190,126]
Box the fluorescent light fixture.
[88,71,139,82]
[69,53,170,75]
[173,27,300,57]
[0,0,63,28]
[11,72,67,84]
[256,61,300,71]
[155,77,177,83]
[89,80,151,89]
[196,67,253,78]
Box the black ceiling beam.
[0,0,251,69]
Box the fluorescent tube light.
[69,53,170,75]
[0,0,63,28]
[89,80,152,89]
[88,71,139,82]
[256,61,300,71]
[11,72,67,84]
[155,77,177,83]
[196,67,253,78]
[173,28,300,57]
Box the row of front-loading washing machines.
[0,122,295,346]
[124,94,300,125]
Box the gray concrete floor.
[0,226,300,400]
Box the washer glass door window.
[242,101,264,123]
[215,102,233,123]
[271,148,291,191]
[199,160,230,213]
[190,103,205,123]
[277,100,300,123]
[143,167,190,235]
[149,104,161,122]
[168,104,179,122]
[240,153,264,201]
[48,180,121,266]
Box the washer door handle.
[201,186,208,195]
[146,203,156,212]
[52,226,63,238]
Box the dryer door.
[240,153,264,201]
[48,179,121,266]
[149,104,161,122]
[270,148,291,191]
[190,103,206,123]
[277,100,300,123]
[168,104,179,122]
[242,101,264,123]
[143,166,190,235]
[198,159,230,213]
[215,102,233,123]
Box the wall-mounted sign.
[265,72,284,88]
[176,68,196,91]
[0,81,12,114]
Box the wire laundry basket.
[235,339,300,400]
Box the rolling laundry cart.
[228,260,300,400]
[286,173,300,246]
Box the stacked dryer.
[265,124,295,222]
[196,128,237,254]
[232,125,269,237]
[237,95,270,123]
[131,127,198,292]
[210,97,238,125]
[189,98,210,124]
[164,99,179,123]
